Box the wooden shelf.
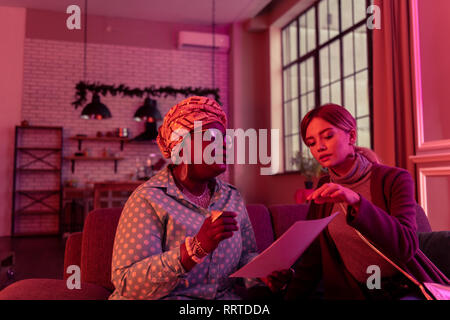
[17,147,62,151]
[64,156,124,173]
[16,169,60,173]
[18,126,62,131]
[15,210,59,216]
[64,156,124,161]
[70,136,129,142]
[13,231,60,237]
[70,136,129,151]
[16,189,60,194]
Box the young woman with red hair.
[278,104,449,300]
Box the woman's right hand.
[261,269,294,293]
[195,211,239,253]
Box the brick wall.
[17,38,229,234]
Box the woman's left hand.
[306,183,361,207]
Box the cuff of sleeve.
[346,193,367,226]
[162,246,188,277]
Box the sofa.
[0,203,446,300]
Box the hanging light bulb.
[81,93,112,120]
[133,97,162,141]
[79,0,112,120]
[133,97,162,123]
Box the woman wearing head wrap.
[109,96,264,300]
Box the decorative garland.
[72,81,221,108]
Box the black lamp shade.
[134,98,162,123]
[81,93,112,120]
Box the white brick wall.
[18,38,229,234]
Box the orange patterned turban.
[157,96,227,159]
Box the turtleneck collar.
[329,152,372,185]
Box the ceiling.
[0,0,272,25]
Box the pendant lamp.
[80,0,112,120]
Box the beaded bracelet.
[192,236,209,257]
[185,237,206,264]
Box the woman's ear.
[348,129,357,145]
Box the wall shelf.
[70,136,129,151]
[63,156,124,173]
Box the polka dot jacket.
[109,166,259,300]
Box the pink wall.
[418,0,450,142]
[0,7,26,236]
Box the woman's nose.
[317,143,326,152]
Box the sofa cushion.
[246,204,274,253]
[81,208,122,291]
[418,231,450,278]
[269,204,310,239]
[0,279,111,300]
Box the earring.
[180,163,189,181]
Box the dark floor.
[0,236,65,289]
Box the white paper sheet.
[230,212,340,278]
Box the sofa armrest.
[63,232,83,280]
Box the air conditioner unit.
[178,31,230,53]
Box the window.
[281,0,373,172]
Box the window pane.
[283,21,298,66]
[330,40,341,82]
[356,70,369,117]
[331,82,341,105]
[307,92,316,109]
[300,94,309,119]
[321,85,331,104]
[283,65,299,100]
[300,63,307,95]
[320,46,330,86]
[343,32,354,77]
[299,15,307,56]
[319,0,329,45]
[329,0,340,39]
[354,0,367,24]
[354,26,368,71]
[300,59,315,95]
[285,135,300,171]
[282,28,288,65]
[307,8,317,52]
[341,0,353,31]
[357,116,371,148]
[344,75,356,116]
[284,100,300,135]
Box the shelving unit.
[11,126,63,236]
